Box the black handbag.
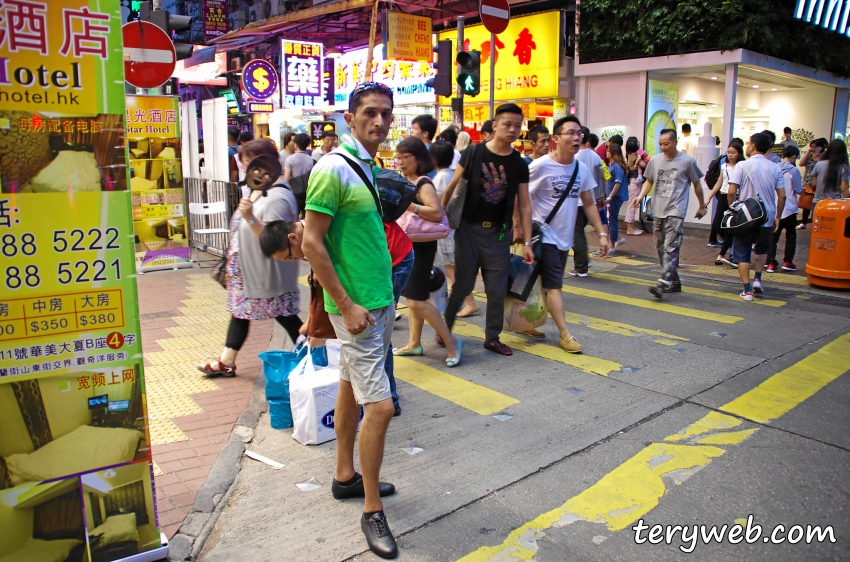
[508,165,579,300]
[720,197,767,234]
[333,153,416,222]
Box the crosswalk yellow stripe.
[592,272,786,308]
[449,319,622,377]
[472,292,688,341]
[562,285,743,324]
[457,332,850,561]
[393,357,520,416]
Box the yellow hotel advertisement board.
[438,11,560,104]
[384,12,433,62]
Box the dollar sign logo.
[253,68,269,92]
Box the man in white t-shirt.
[529,116,609,353]
[679,123,697,156]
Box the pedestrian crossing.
[591,272,786,307]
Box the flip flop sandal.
[198,359,237,377]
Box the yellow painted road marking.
[393,357,519,415]
[654,339,678,346]
[471,291,688,341]
[450,319,622,377]
[562,285,743,324]
[458,332,850,561]
[687,264,810,286]
[720,332,850,423]
[592,272,786,308]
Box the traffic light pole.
[489,32,495,119]
[456,16,464,133]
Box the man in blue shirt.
[727,132,786,301]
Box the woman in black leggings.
[199,140,303,377]
[705,139,745,266]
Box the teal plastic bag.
[260,346,328,429]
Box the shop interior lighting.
[710,76,718,80]
[771,88,778,91]
[326,45,343,58]
[752,84,759,88]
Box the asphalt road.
[198,260,850,562]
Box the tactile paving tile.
[142,273,237,446]
[152,461,164,476]
[607,256,655,266]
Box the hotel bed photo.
[0,367,149,494]
[81,462,160,562]
[0,477,89,562]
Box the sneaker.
[361,511,398,559]
[782,261,797,271]
[616,238,627,246]
[715,259,724,266]
[739,290,754,302]
[753,279,764,294]
[569,269,589,278]
[765,263,778,273]
[649,284,664,299]
[707,241,722,247]
[591,249,605,257]
[558,336,583,353]
[662,283,682,294]
[796,223,807,230]
[483,340,513,356]
[719,257,738,268]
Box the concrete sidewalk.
[137,267,275,542]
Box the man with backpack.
[302,82,399,559]
[528,116,609,352]
[727,133,786,301]
[440,103,535,356]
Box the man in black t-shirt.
[441,104,534,356]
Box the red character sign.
[513,28,536,65]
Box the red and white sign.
[479,0,510,34]
[122,22,177,89]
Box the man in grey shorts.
[302,82,399,559]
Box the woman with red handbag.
[392,137,462,367]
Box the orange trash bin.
[806,199,850,289]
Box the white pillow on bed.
[4,425,143,485]
[0,537,81,562]
[89,513,140,545]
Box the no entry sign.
[479,0,510,34]
[123,22,176,89]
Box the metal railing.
[185,177,239,260]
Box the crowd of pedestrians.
[200,83,842,559]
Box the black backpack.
[704,154,726,190]
[288,171,310,214]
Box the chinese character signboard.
[437,11,559,104]
[644,79,678,156]
[383,12,433,62]
[126,95,190,272]
[334,44,435,109]
[202,0,227,42]
[282,40,324,109]
[0,2,164,561]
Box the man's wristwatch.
[598,233,608,236]
[524,241,533,246]
[246,217,256,225]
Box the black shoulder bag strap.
[461,142,488,216]
[330,152,382,215]
[543,164,580,227]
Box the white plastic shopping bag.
[503,278,549,332]
[289,346,361,445]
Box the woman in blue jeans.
[605,143,629,256]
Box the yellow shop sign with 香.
[437,11,560,104]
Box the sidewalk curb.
[167,369,268,561]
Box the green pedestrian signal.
[459,74,479,95]
[456,50,481,97]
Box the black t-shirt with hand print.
[459,144,529,224]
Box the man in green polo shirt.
[302,82,399,559]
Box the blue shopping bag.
[260,346,329,429]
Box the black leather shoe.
[649,285,664,299]
[332,472,395,499]
[361,511,398,559]
[662,283,682,294]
